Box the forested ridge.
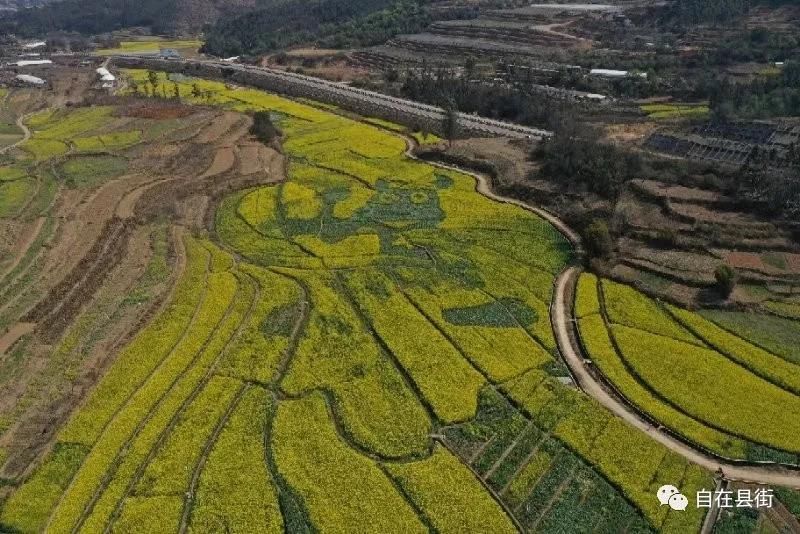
[0,0,255,35]
[201,0,428,56]
[0,0,178,35]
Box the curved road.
[401,141,581,249]
[108,64,800,490]
[413,136,800,488]
[552,265,800,488]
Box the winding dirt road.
[402,142,582,249]
[333,114,800,492]
[551,265,800,488]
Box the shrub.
[583,219,613,259]
[250,110,282,144]
[714,264,737,297]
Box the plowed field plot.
[0,71,716,533]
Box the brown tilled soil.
[120,101,197,120]
[194,111,244,144]
[0,322,35,355]
[200,146,236,178]
[0,224,163,479]
[0,90,288,481]
[0,217,44,280]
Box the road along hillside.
[110,56,552,141]
[551,265,800,488]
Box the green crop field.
[640,103,710,120]
[700,309,800,366]
[94,39,204,57]
[576,275,800,464]
[0,71,723,533]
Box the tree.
[129,79,140,97]
[442,106,460,146]
[714,264,737,297]
[191,83,202,99]
[583,219,613,259]
[464,56,477,79]
[250,111,282,144]
[173,82,181,101]
[147,70,159,93]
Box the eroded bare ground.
[0,80,286,483]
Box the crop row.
[0,176,35,218]
[763,300,800,320]
[271,394,426,532]
[601,280,698,344]
[575,274,751,459]
[611,324,800,454]
[59,155,129,189]
[109,376,243,531]
[668,305,800,395]
[58,238,211,445]
[47,264,241,532]
[406,280,550,382]
[441,388,655,532]
[342,268,485,423]
[0,237,212,531]
[385,445,517,533]
[700,309,800,366]
[216,264,302,384]
[75,271,252,531]
[501,369,713,531]
[597,278,800,454]
[277,269,432,459]
[189,386,283,532]
[579,275,800,463]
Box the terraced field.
[0,70,716,532]
[94,39,203,57]
[575,274,800,465]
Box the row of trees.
[532,120,644,201]
[668,0,797,25]
[668,0,753,24]
[398,65,567,129]
[710,61,800,119]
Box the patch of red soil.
[726,251,766,271]
[120,102,196,120]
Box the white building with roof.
[590,69,647,79]
[11,59,53,67]
[96,67,117,88]
[15,74,46,87]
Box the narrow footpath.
[0,111,32,156]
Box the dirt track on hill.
[0,112,31,156]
